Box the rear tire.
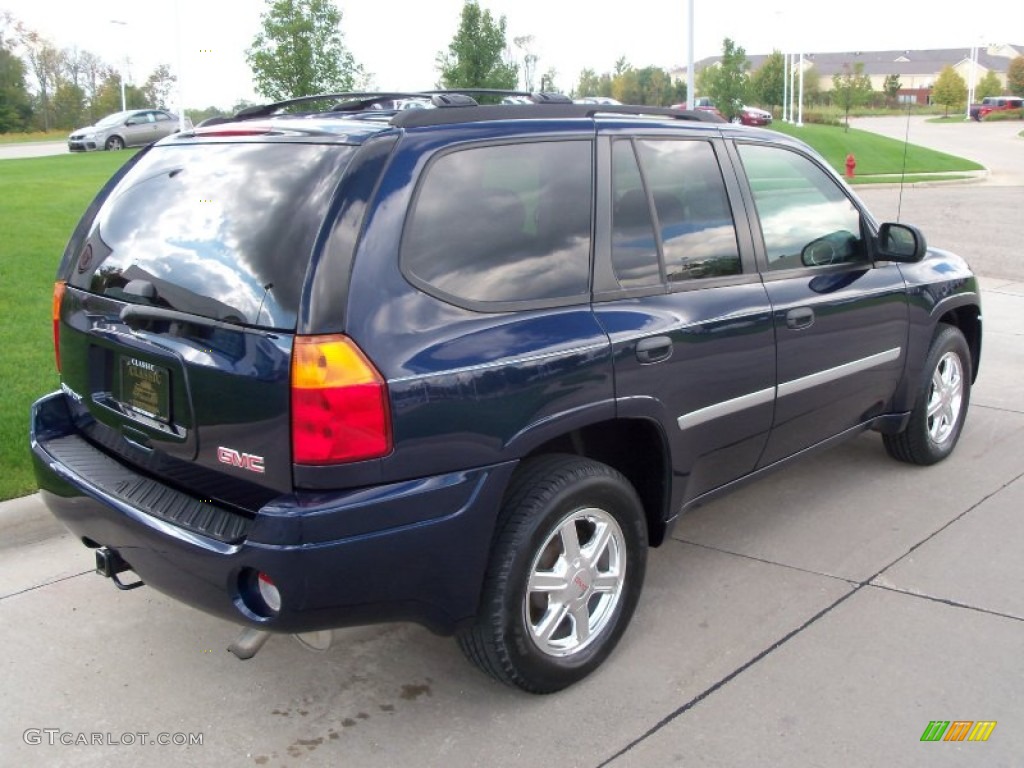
[883,325,971,465]
[457,455,647,693]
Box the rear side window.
[402,141,593,308]
[70,142,355,329]
[611,138,741,288]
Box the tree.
[831,62,873,129]
[932,65,967,116]
[973,70,1001,101]
[539,68,557,93]
[513,35,537,92]
[436,1,517,92]
[142,64,177,109]
[0,41,32,132]
[51,81,85,129]
[702,38,750,120]
[750,50,784,110]
[574,68,600,98]
[1009,56,1024,97]
[246,0,365,102]
[882,73,901,105]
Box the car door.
[591,130,776,510]
[125,111,160,147]
[732,141,909,466]
[152,111,178,140]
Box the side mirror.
[877,222,927,263]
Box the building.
[672,44,1023,104]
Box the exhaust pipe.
[228,627,272,660]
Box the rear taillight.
[52,281,66,373]
[290,334,392,464]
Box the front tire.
[884,325,971,465]
[458,455,647,693]
[105,136,125,151]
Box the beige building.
[673,44,1023,103]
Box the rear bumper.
[30,392,515,635]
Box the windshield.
[95,111,135,128]
[69,142,356,329]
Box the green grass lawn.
[0,151,136,500]
[769,122,983,176]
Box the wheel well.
[524,419,670,547]
[939,305,981,382]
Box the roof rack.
[223,89,723,129]
[390,103,723,128]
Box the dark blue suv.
[31,91,981,693]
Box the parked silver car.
[68,109,192,152]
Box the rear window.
[69,142,355,329]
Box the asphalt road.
[852,116,1024,282]
[1,119,1022,768]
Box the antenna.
[255,283,273,327]
[896,79,913,223]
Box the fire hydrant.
[845,153,856,179]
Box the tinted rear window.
[69,142,355,329]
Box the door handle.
[785,307,814,330]
[636,336,672,364]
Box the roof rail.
[390,103,724,128]
[225,90,725,129]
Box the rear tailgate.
[56,140,356,508]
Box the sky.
[2,0,1019,110]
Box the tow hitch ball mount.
[95,547,145,591]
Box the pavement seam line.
[598,470,1024,766]
[594,584,863,768]
[865,582,1024,623]
[870,468,1024,583]
[0,570,93,603]
[669,537,858,586]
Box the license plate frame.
[119,357,171,423]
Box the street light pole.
[686,0,694,110]
[110,20,128,111]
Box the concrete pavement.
[0,141,68,160]
[2,275,1021,767]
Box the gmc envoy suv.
[31,90,981,693]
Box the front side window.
[738,144,866,271]
[402,141,593,307]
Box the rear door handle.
[636,336,672,364]
[785,307,815,330]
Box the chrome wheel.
[926,351,963,444]
[882,325,971,466]
[458,455,647,692]
[525,507,626,658]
